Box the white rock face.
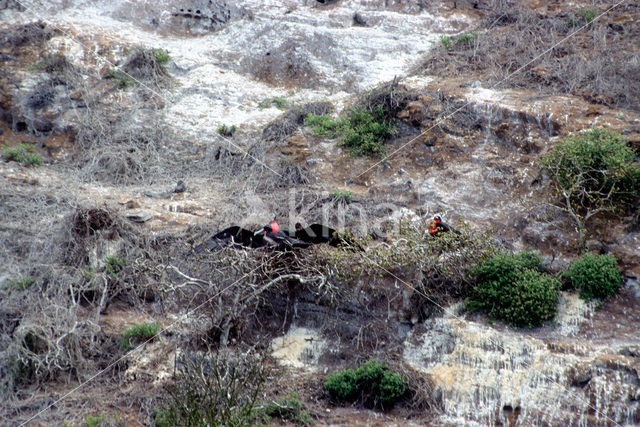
[403,296,639,427]
[2,0,473,139]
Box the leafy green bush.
[564,254,622,301]
[304,113,347,138]
[305,106,394,157]
[262,392,313,426]
[466,252,560,328]
[541,129,640,247]
[325,360,407,409]
[217,124,237,137]
[541,129,639,205]
[119,322,159,349]
[2,144,42,166]
[439,35,452,49]
[151,48,170,66]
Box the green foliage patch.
[305,106,394,157]
[151,48,170,66]
[4,277,35,291]
[466,252,560,328]
[324,360,407,409]
[119,322,159,349]
[564,254,622,301]
[1,144,42,166]
[262,392,313,426]
[331,189,353,204]
[104,69,133,88]
[541,129,639,208]
[105,256,126,278]
[259,96,289,110]
[217,124,237,137]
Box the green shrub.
[104,69,133,88]
[439,35,452,49]
[262,392,313,426]
[217,124,237,137]
[564,254,622,301]
[304,114,347,138]
[259,96,289,110]
[119,322,159,349]
[2,144,42,166]
[466,252,560,328]
[331,189,353,204]
[305,106,394,157]
[151,48,170,66]
[541,129,640,247]
[340,106,394,157]
[325,360,407,409]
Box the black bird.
[428,215,461,236]
[194,226,256,253]
[260,224,312,250]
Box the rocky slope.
[1,0,639,426]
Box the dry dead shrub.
[0,190,159,392]
[420,3,640,110]
[73,105,169,185]
[262,101,333,142]
[352,80,411,122]
[120,48,171,88]
[0,21,56,50]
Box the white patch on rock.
[271,326,326,369]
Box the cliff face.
[1,1,639,425]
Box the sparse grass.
[83,413,106,427]
[105,256,126,278]
[104,69,133,88]
[259,96,290,110]
[119,322,159,349]
[218,124,238,137]
[331,189,353,204]
[566,8,598,27]
[4,277,35,291]
[1,144,42,166]
[262,392,313,426]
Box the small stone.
[398,168,406,175]
[126,211,153,223]
[174,180,186,193]
[382,162,390,170]
[306,159,317,165]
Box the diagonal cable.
[355,0,629,179]
[11,0,283,178]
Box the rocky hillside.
[1,1,639,426]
